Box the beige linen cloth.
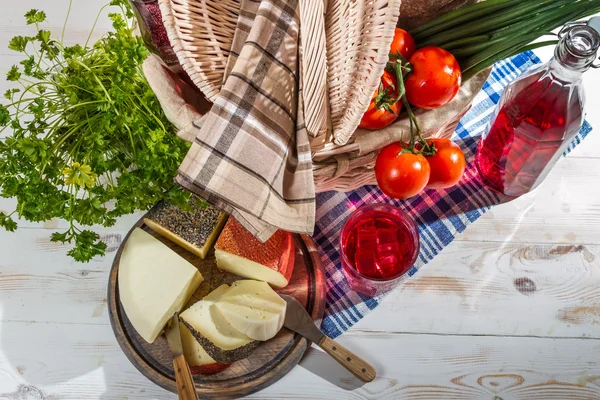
[175,0,315,241]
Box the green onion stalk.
[412,0,600,80]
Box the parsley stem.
[61,0,73,45]
[85,4,111,49]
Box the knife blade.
[165,313,184,357]
[281,294,325,344]
[164,313,198,400]
[280,295,376,382]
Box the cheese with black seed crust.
[180,284,259,363]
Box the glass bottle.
[475,22,600,197]
[129,0,181,72]
[129,1,211,113]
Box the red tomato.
[425,138,466,189]
[375,143,431,199]
[359,70,402,130]
[390,28,416,60]
[405,46,462,109]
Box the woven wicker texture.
[154,0,490,193]
[312,107,467,192]
[325,0,402,145]
[158,0,239,102]
[299,0,329,139]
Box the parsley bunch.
[0,0,191,261]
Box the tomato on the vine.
[359,70,402,130]
[405,46,462,110]
[424,138,466,189]
[375,143,430,199]
[389,28,416,60]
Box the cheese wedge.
[215,280,287,341]
[180,322,231,375]
[180,284,259,363]
[214,219,295,288]
[144,199,228,259]
[118,228,203,343]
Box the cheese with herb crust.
[180,284,259,363]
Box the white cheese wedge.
[180,284,259,363]
[215,250,288,288]
[118,228,203,343]
[215,280,287,341]
[180,322,217,366]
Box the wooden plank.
[458,157,600,245]
[2,227,599,340]
[353,240,600,339]
[288,333,600,400]
[0,320,174,400]
[1,323,599,399]
[2,155,600,238]
[1,0,112,31]
[0,227,126,324]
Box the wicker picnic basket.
[150,0,490,193]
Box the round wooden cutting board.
[108,214,326,399]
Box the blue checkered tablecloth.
[314,51,593,338]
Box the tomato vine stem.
[386,55,437,157]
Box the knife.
[164,313,199,400]
[280,294,376,382]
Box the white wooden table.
[1,2,600,399]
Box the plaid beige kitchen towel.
[176,0,316,241]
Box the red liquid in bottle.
[340,204,419,296]
[475,23,600,197]
[476,73,583,197]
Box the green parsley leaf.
[0,212,17,232]
[8,36,28,52]
[36,30,51,44]
[51,231,70,244]
[68,230,107,262]
[6,65,20,82]
[63,162,98,189]
[3,88,20,100]
[0,0,193,262]
[25,9,47,25]
[0,104,9,126]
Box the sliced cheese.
[118,228,203,343]
[215,280,287,341]
[180,284,259,363]
[180,322,217,367]
[214,219,295,288]
[215,249,288,288]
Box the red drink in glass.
[340,204,420,296]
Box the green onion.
[412,0,600,77]
[441,35,492,51]
[462,40,559,81]
[411,0,522,39]
[412,0,518,37]
[418,0,568,48]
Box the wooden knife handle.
[317,336,376,382]
[173,354,198,400]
